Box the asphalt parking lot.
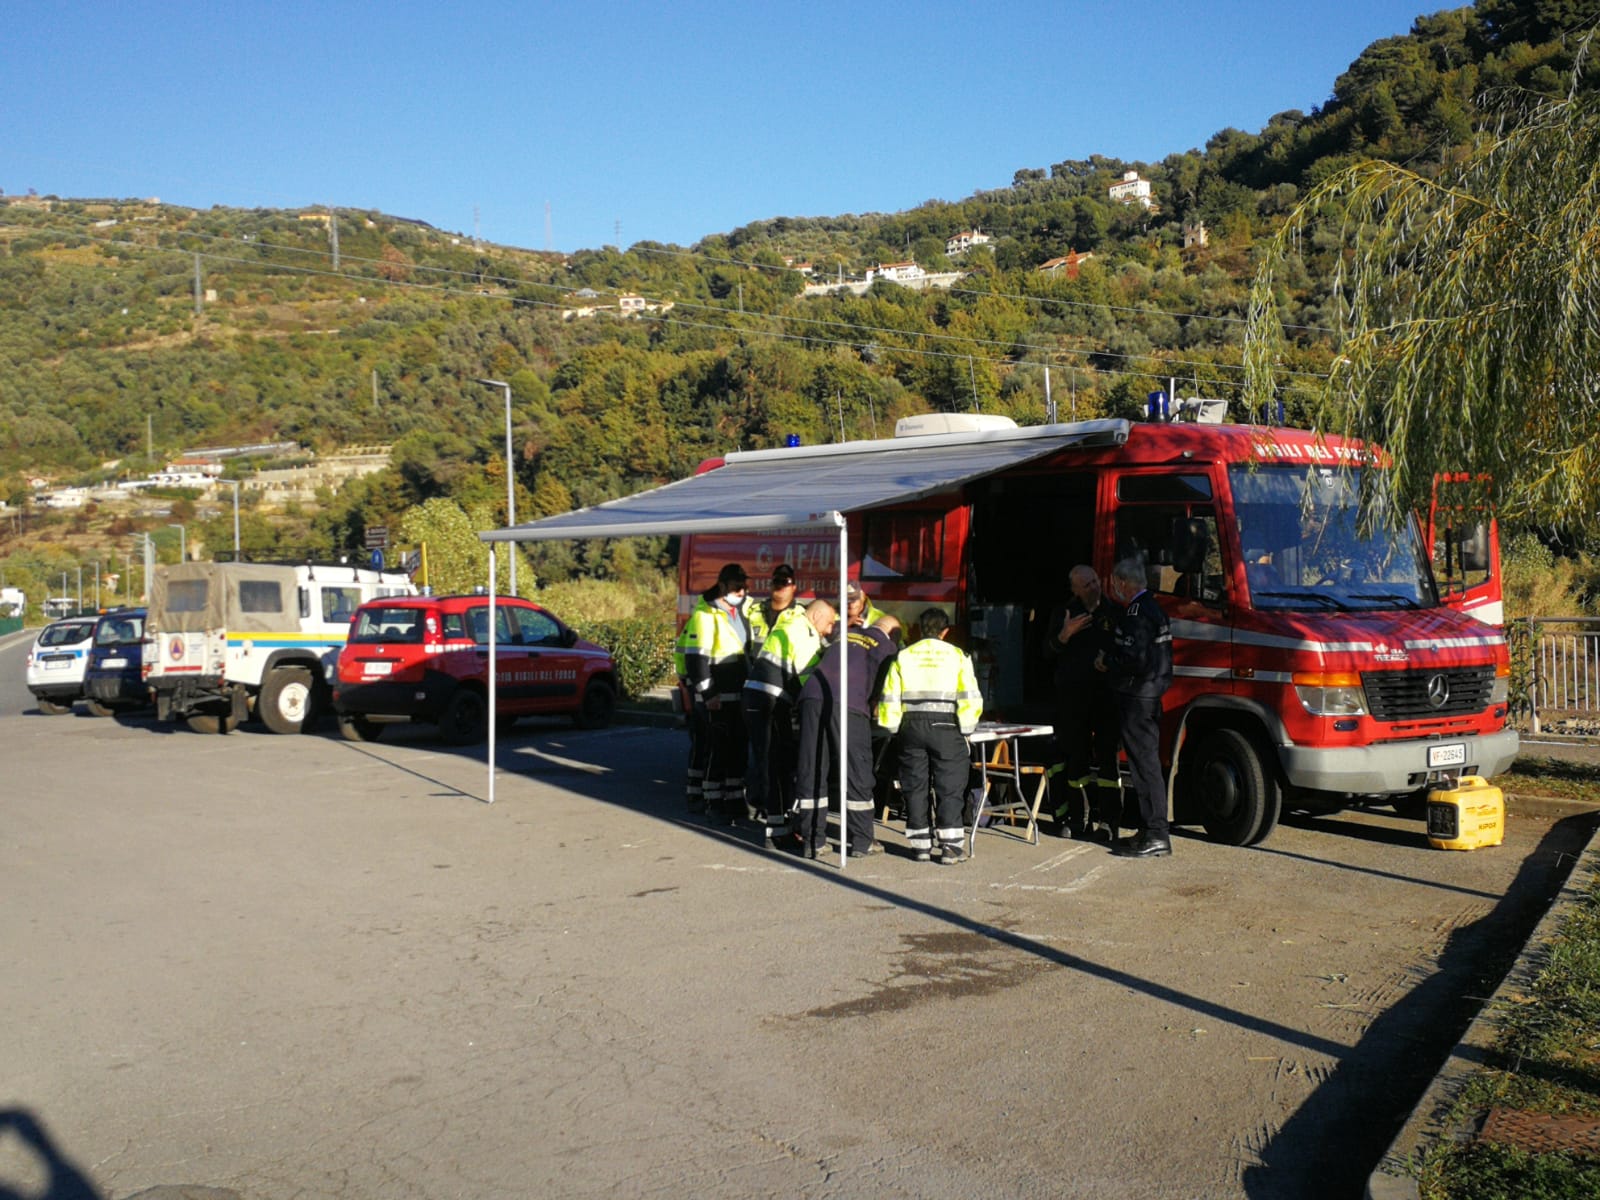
[2,636,1595,1199]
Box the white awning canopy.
[478,418,1129,544]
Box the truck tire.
[574,679,616,729]
[1182,728,1281,846]
[36,699,72,715]
[440,690,488,745]
[186,712,240,735]
[338,713,384,743]
[85,698,116,718]
[261,667,314,735]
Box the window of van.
[1115,474,1225,605]
[321,586,363,623]
[166,580,207,612]
[861,511,944,581]
[239,581,282,613]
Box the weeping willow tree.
[1245,75,1600,533]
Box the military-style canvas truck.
[144,561,415,734]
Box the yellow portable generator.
[1425,775,1505,851]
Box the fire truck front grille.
[1361,665,1496,722]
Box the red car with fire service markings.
[332,594,618,744]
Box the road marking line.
[1031,845,1094,872]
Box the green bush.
[567,613,676,699]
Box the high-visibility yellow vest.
[748,599,802,653]
[876,636,982,734]
[745,615,823,707]
[677,596,750,699]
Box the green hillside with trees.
[2,0,1597,609]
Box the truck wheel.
[1183,728,1281,846]
[338,713,384,743]
[36,699,72,715]
[85,699,116,718]
[186,712,240,734]
[574,679,616,729]
[441,690,488,745]
[261,667,314,735]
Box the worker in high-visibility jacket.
[845,581,887,630]
[677,562,752,823]
[745,599,836,849]
[876,606,983,864]
[741,564,803,822]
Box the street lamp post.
[475,377,517,595]
[222,481,241,561]
[168,523,186,562]
[92,560,100,611]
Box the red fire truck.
[679,410,1517,847]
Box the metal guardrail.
[1518,616,1600,736]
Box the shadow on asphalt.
[250,720,1600,1198]
[1240,810,1599,1199]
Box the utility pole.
[329,212,340,270]
[193,253,203,315]
[372,368,379,409]
[147,413,153,462]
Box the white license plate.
[364,661,393,676]
[1428,743,1467,769]
[102,657,128,668]
[46,659,71,671]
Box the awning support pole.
[834,511,848,873]
[487,544,497,805]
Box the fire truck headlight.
[1489,663,1510,706]
[1292,671,1368,717]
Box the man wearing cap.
[746,599,837,849]
[742,564,803,823]
[876,607,983,864]
[677,563,753,824]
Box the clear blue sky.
[4,0,1441,253]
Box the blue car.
[83,608,151,717]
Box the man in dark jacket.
[1043,564,1123,840]
[1097,557,1174,859]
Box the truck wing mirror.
[1459,522,1490,572]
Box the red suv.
[332,595,618,744]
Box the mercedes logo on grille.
[1426,673,1450,709]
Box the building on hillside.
[1108,170,1154,209]
[1182,220,1209,249]
[618,294,646,314]
[945,230,992,256]
[1037,251,1094,279]
[866,261,925,284]
[782,257,814,275]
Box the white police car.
[24,615,99,714]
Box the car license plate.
[103,657,127,668]
[46,659,71,670]
[1428,743,1467,769]
[364,661,392,676]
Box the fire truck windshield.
[1230,465,1438,612]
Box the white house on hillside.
[1108,170,1154,209]
[945,230,991,256]
[866,261,925,284]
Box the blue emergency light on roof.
[1146,391,1170,422]
[785,434,802,448]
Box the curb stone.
[1365,805,1600,1199]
